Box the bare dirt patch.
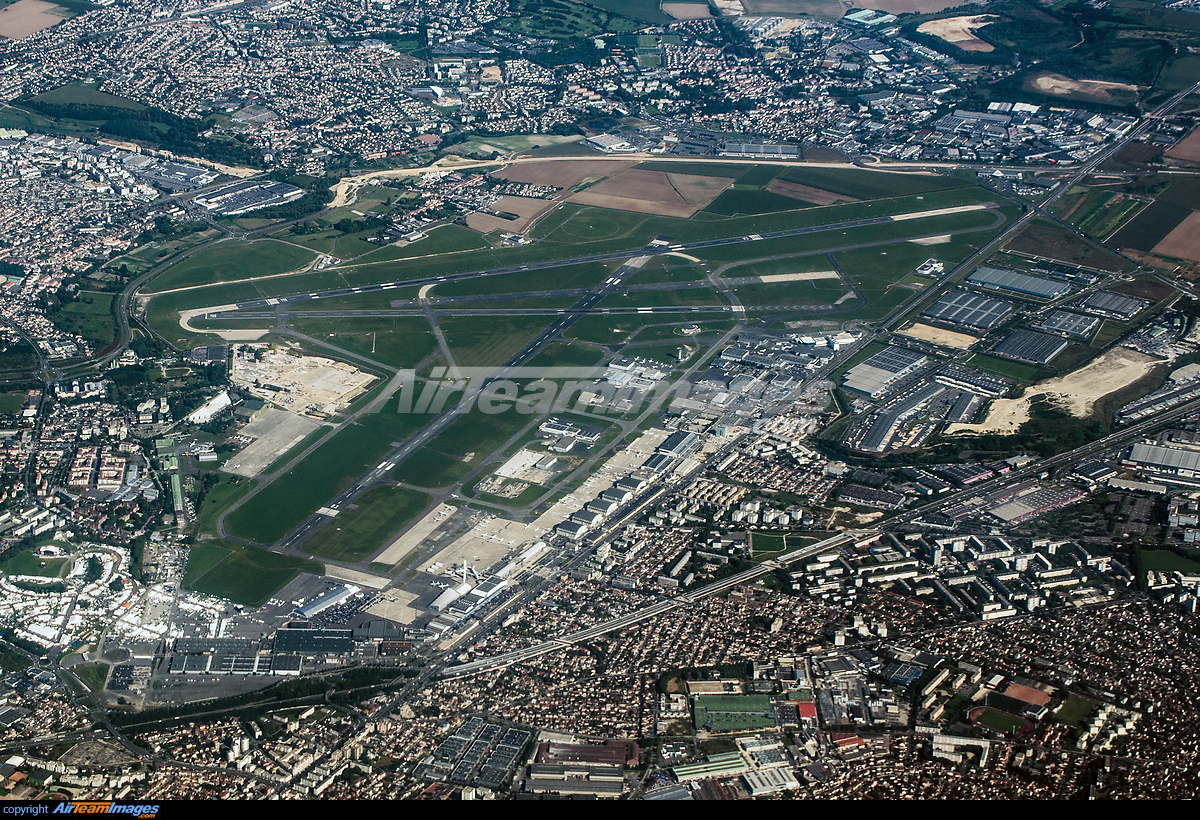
[766,178,859,206]
[1167,126,1200,164]
[898,322,978,349]
[568,168,731,217]
[1152,211,1200,263]
[1040,346,1161,417]
[668,172,736,209]
[466,195,557,234]
[945,397,1030,436]
[946,346,1161,435]
[0,0,68,39]
[492,160,633,190]
[662,2,712,18]
[1027,72,1142,106]
[917,15,1000,52]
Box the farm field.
[1151,211,1200,263]
[1055,186,1147,241]
[1110,201,1194,253]
[1006,220,1132,272]
[0,0,72,39]
[1166,123,1200,163]
[567,167,733,217]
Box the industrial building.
[966,266,1071,299]
[990,329,1068,365]
[842,346,927,398]
[1081,290,1148,320]
[294,584,360,620]
[1035,310,1100,339]
[922,289,1014,331]
[193,179,305,215]
[934,364,1013,397]
[1123,442,1200,484]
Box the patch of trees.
[16,99,262,168]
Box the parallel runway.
[217,207,1004,315]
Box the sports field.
[693,694,775,732]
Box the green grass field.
[972,707,1029,735]
[224,411,428,544]
[144,240,316,293]
[693,694,775,732]
[522,341,606,370]
[0,550,68,578]
[72,662,110,692]
[184,540,323,606]
[52,291,117,351]
[302,485,431,562]
[1054,694,1096,727]
[391,410,531,488]
[195,476,257,537]
[0,391,27,415]
[1141,549,1200,573]
[33,85,143,109]
[295,323,440,369]
[777,167,968,199]
[441,315,554,367]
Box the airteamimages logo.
[394,367,694,416]
[49,805,160,817]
